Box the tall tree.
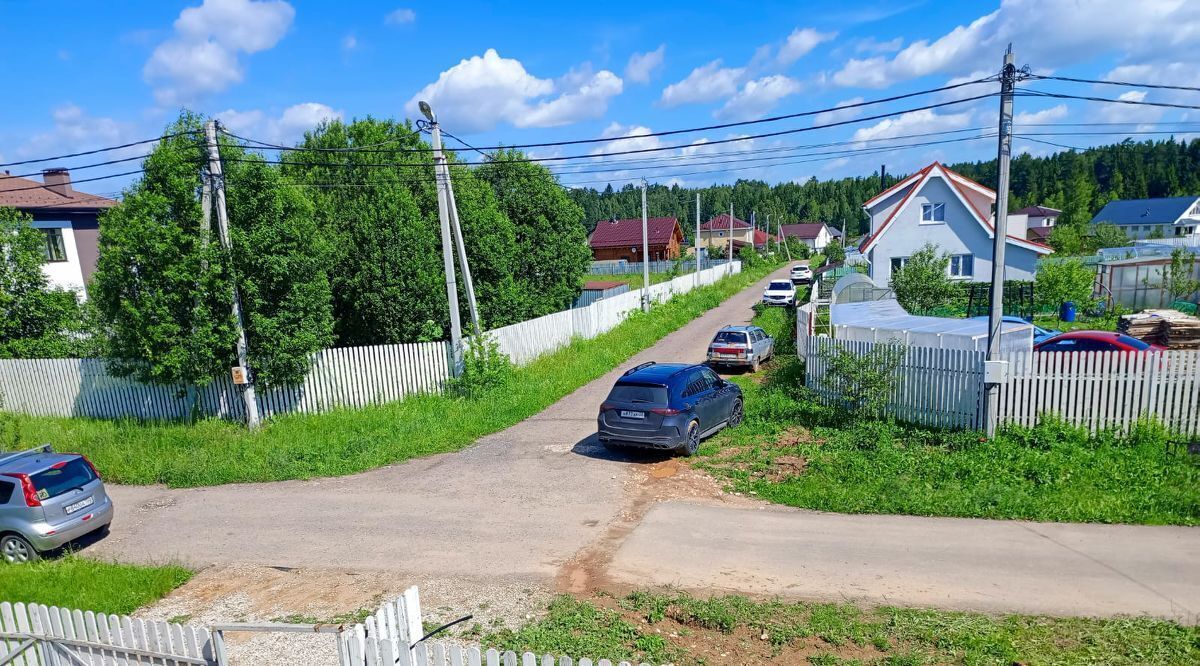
[0,208,91,358]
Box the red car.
[1033,330,1165,353]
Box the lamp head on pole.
[418,101,436,123]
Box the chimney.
[43,168,73,196]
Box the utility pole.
[695,192,702,286]
[779,216,792,261]
[419,101,464,374]
[204,120,260,429]
[985,45,1018,437]
[641,178,651,312]
[444,175,481,336]
[727,203,734,266]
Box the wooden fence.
[0,601,215,665]
[338,587,658,666]
[799,321,1200,435]
[0,263,740,421]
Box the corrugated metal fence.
[0,263,739,421]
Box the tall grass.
[13,262,781,487]
[0,556,191,614]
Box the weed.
[0,556,191,615]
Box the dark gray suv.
[597,362,744,456]
[0,445,114,563]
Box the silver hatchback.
[0,445,114,563]
[706,325,775,371]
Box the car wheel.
[1,533,40,564]
[728,399,744,428]
[751,358,760,372]
[680,420,701,456]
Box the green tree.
[1164,248,1200,302]
[1047,223,1086,255]
[1035,258,1097,312]
[825,240,846,263]
[476,150,590,320]
[0,208,91,358]
[889,243,958,314]
[1090,222,1130,251]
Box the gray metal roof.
[1090,196,1199,226]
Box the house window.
[718,231,725,237]
[1189,202,1200,216]
[920,203,945,223]
[43,228,67,263]
[949,254,974,278]
[890,256,908,273]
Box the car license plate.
[620,410,645,419]
[64,496,94,515]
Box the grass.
[482,591,1200,665]
[602,271,674,290]
[696,306,1200,525]
[0,556,192,614]
[1034,314,1119,333]
[11,261,784,487]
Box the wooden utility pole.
[985,45,1018,437]
[204,120,260,429]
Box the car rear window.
[768,281,793,290]
[713,331,748,344]
[608,383,668,404]
[30,458,96,501]
[1116,334,1151,350]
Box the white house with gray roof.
[858,162,1053,286]
[1090,196,1200,241]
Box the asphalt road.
[91,265,1200,623]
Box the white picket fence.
[337,587,658,666]
[0,601,214,665]
[799,322,1200,435]
[0,263,740,421]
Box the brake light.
[2,473,41,508]
[650,407,682,416]
[600,401,617,413]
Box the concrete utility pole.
[695,192,702,287]
[641,178,651,312]
[727,203,734,265]
[779,216,792,261]
[985,45,1018,437]
[204,120,260,429]
[419,102,465,374]
[444,173,481,337]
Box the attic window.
[920,203,945,223]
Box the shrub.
[889,243,958,314]
[447,335,513,396]
[818,341,905,419]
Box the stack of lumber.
[1118,309,1200,349]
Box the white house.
[1090,196,1200,241]
[1012,205,1060,243]
[779,223,834,251]
[858,162,1053,285]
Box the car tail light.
[650,407,682,416]
[599,401,616,413]
[2,473,41,508]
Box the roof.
[1090,197,1199,226]
[858,162,1052,256]
[779,222,829,240]
[752,229,774,246]
[829,227,843,238]
[1027,226,1053,241]
[589,217,681,249]
[718,325,757,332]
[620,362,694,382]
[0,172,118,211]
[582,280,626,291]
[699,213,751,231]
[1014,205,1061,217]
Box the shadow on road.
[571,432,677,465]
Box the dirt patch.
[141,565,552,666]
[773,427,818,448]
[763,455,807,482]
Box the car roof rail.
[0,443,53,467]
[622,361,657,376]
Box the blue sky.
[2,0,1199,196]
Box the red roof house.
[589,217,684,262]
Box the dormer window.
[921,202,945,223]
[1189,201,1200,216]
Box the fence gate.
[0,602,215,666]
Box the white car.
[789,265,813,284]
[761,279,797,307]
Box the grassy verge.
[603,271,674,290]
[12,262,783,487]
[480,592,1199,665]
[696,306,1200,525]
[0,556,191,614]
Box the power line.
[0,168,153,194]
[0,131,198,169]
[1016,87,1200,112]
[219,77,997,154]
[1028,74,1200,93]
[1015,136,1084,151]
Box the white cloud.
[405,49,622,132]
[660,60,745,107]
[777,28,836,66]
[855,36,903,54]
[851,108,973,142]
[385,8,415,25]
[832,0,1200,89]
[16,105,139,160]
[216,102,342,144]
[813,97,865,125]
[625,45,666,84]
[715,75,802,120]
[342,34,357,51]
[1014,104,1068,126]
[1095,90,1164,126]
[144,0,295,105]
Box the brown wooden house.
[589,216,684,262]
